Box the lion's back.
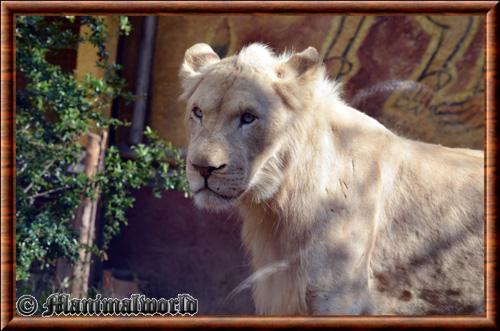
[368,143,484,315]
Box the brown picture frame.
[1,1,498,329]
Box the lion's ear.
[274,47,322,110]
[284,46,321,78]
[180,43,220,79]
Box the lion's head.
[179,43,331,211]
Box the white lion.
[179,43,484,315]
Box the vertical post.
[71,133,101,298]
[129,16,158,145]
[70,17,119,297]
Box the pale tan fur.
[179,43,484,315]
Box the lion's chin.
[192,189,237,212]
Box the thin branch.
[22,159,55,194]
[17,163,28,176]
[18,123,31,133]
[28,185,70,200]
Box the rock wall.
[150,15,484,149]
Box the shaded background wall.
[104,15,485,314]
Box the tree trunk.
[71,131,108,297]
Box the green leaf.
[15,16,190,298]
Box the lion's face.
[179,43,321,211]
[181,58,288,211]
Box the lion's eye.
[240,112,257,126]
[192,107,203,120]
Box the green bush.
[15,16,189,286]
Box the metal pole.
[129,16,158,145]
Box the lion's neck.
[237,101,393,314]
[238,106,347,259]
[242,103,383,224]
[236,102,344,314]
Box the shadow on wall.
[103,189,254,314]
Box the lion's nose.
[191,162,226,179]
